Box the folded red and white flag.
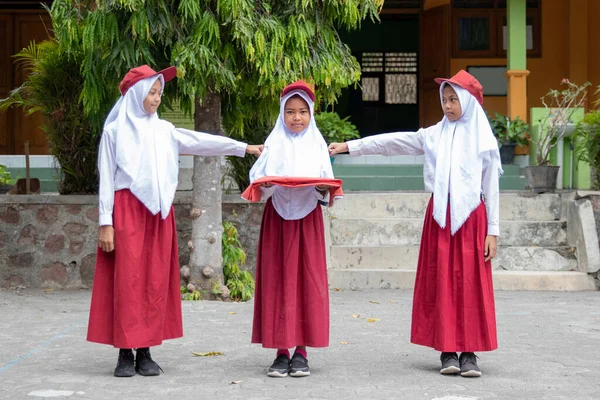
[242,176,344,207]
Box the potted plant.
[314,111,360,163]
[488,112,530,164]
[572,88,600,188]
[526,79,591,193]
[0,165,13,194]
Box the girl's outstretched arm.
[329,129,427,157]
[175,127,263,157]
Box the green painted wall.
[507,0,527,71]
[530,107,589,189]
[160,102,194,130]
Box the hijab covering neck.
[249,89,334,181]
[432,82,503,235]
[103,74,178,219]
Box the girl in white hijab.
[329,70,502,378]
[249,81,335,378]
[87,65,262,378]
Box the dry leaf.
[228,311,237,315]
[369,300,380,304]
[388,300,398,304]
[230,380,243,385]
[352,314,360,318]
[367,318,380,323]
[42,288,54,293]
[340,341,350,345]
[192,351,224,357]
[334,288,340,292]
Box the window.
[360,52,417,105]
[452,0,541,58]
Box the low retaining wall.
[0,193,264,289]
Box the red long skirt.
[252,199,329,349]
[411,198,498,352]
[87,190,183,348]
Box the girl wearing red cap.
[329,70,502,377]
[87,65,263,377]
[248,81,337,378]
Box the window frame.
[451,0,542,58]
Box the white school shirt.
[346,127,501,236]
[248,89,334,221]
[98,126,247,226]
[259,182,330,221]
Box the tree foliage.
[51,0,382,136]
[0,40,100,194]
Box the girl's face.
[442,85,462,122]
[143,79,162,114]
[284,96,310,133]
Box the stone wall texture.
[0,194,264,289]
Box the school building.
[1,0,600,190]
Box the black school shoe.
[440,352,460,375]
[459,352,482,377]
[267,354,290,378]
[135,348,163,376]
[114,349,135,377]
[289,353,310,377]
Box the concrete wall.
[0,194,264,289]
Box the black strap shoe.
[135,348,164,376]
[289,353,310,377]
[114,349,135,377]
[267,354,290,378]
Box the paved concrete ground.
[1,288,600,400]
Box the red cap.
[281,80,316,102]
[119,64,177,95]
[434,70,484,106]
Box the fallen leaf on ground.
[42,289,54,293]
[352,314,360,318]
[192,351,224,357]
[388,300,398,304]
[334,288,340,291]
[228,311,237,315]
[369,300,380,304]
[230,380,243,385]
[367,318,380,323]
[340,341,350,345]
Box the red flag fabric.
[242,176,343,206]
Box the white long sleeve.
[97,126,248,226]
[482,154,501,236]
[98,133,118,226]
[347,130,425,156]
[174,128,247,157]
[344,127,500,236]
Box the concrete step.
[330,218,567,247]
[328,269,597,291]
[330,246,420,270]
[330,193,561,221]
[330,245,577,272]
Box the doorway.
[336,14,420,137]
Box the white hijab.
[429,82,503,234]
[103,74,179,219]
[249,90,334,181]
